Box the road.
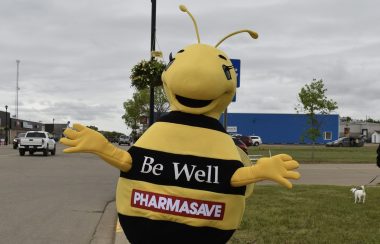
[0,143,122,244]
[256,163,380,186]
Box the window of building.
[324,131,332,140]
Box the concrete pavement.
[289,163,380,186]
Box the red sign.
[131,189,225,220]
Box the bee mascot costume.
[61,5,300,244]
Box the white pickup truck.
[19,131,56,156]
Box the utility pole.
[5,105,8,145]
[149,0,156,126]
[16,60,20,119]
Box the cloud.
[1,0,380,132]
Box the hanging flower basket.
[130,59,166,90]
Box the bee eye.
[222,65,232,80]
[218,55,227,60]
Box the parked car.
[13,132,26,149]
[106,136,118,143]
[118,135,132,146]
[19,131,56,156]
[231,135,253,147]
[326,136,365,147]
[238,135,253,147]
[233,138,248,154]
[249,136,262,146]
[229,133,242,137]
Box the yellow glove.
[231,154,300,189]
[60,123,132,172]
[235,146,255,198]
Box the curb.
[114,218,130,244]
[90,200,118,244]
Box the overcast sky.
[1,0,379,133]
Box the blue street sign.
[231,59,240,102]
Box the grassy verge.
[248,144,378,163]
[230,185,380,244]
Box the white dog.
[350,185,366,203]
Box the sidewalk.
[114,219,129,244]
[0,143,12,148]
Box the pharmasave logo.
[131,189,225,220]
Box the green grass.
[230,185,380,244]
[248,144,378,163]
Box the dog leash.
[365,175,379,186]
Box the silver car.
[118,135,132,146]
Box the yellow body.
[116,120,246,230]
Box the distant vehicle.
[326,136,365,147]
[106,137,118,143]
[249,136,262,146]
[229,133,242,137]
[237,135,253,147]
[19,131,56,156]
[118,135,132,146]
[233,138,248,154]
[230,134,253,147]
[13,132,26,149]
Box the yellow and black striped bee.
[61,5,300,244]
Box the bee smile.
[176,95,212,108]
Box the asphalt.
[0,143,119,244]
[108,162,380,244]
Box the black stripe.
[157,111,227,133]
[118,213,235,244]
[121,146,246,195]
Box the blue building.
[220,113,339,144]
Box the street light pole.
[149,0,157,126]
[16,60,20,119]
[52,118,55,135]
[5,105,8,145]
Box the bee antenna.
[215,29,258,48]
[179,5,201,44]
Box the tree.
[87,125,99,131]
[295,79,338,161]
[154,87,170,119]
[122,87,169,139]
[99,130,125,142]
[122,89,150,137]
[130,59,166,126]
